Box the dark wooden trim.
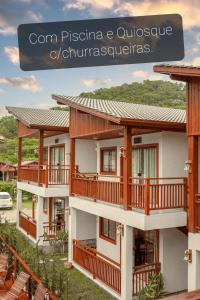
[154,65,200,78]
[123,127,132,210]
[38,130,44,185]
[99,217,117,245]
[18,137,22,180]
[49,197,52,223]
[100,146,117,176]
[70,138,75,195]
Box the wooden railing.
[73,240,121,294]
[0,235,57,299]
[19,211,37,240]
[132,262,161,295]
[195,194,200,231]
[130,177,187,215]
[43,222,66,241]
[72,173,123,205]
[18,165,70,187]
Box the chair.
[34,284,48,300]
[0,271,30,300]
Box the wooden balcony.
[18,165,70,187]
[19,211,37,240]
[132,262,161,295]
[72,173,187,214]
[43,222,66,241]
[73,239,121,294]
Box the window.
[43,198,48,214]
[100,147,117,174]
[99,217,116,243]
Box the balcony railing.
[132,262,161,295]
[43,222,66,241]
[72,173,187,214]
[73,240,121,294]
[19,211,37,240]
[18,165,70,187]
[130,177,187,214]
[72,173,123,205]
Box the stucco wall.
[96,217,121,264]
[75,139,97,173]
[160,228,188,293]
[76,209,96,240]
[188,233,200,291]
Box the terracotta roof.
[6,107,69,129]
[52,95,186,125]
[154,64,200,77]
[155,64,200,70]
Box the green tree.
[0,116,17,138]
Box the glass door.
[132,145,157,183]
[53,198,65,230]
[50,145,65,183]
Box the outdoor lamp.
[117,224,124,236]
[184,249,192,263]
[184,160,192,173]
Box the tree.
[0,116,17,138]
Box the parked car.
[0,192,13,209]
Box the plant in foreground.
[137,273,166,300]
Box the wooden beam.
[188,136,198,232]
[38,130,44,186]
[123,127,132,210]
[17,137,22,180]
[69,138,75,195]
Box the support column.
[16,189,22,228]
[69,138,75,195]
[68,207,77,262]
[188,136,198,232]
[123,127,132,210]
[17,137,22,180]
[121,224,133,300]
[36,196,44,244]
[38,130,44,186]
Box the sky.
[0,0,200,113]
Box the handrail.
[19,211,36,224]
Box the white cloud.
[192,57,200,66]
[0,89,5,93]
[82,78,111,87]
[131,70,163,81]
[4,47,19,65]
[131,70,148,79]
[0,76,42,93]
[114,0,200,30]
[0,13,16,36]
[26,11,43,22]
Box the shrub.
[0,182,16,199]
[137,273,166,300]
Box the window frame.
[43,198,48,214]
[100,146,117,175]
[99,217,117,244]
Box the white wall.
[160,228,188,293]
[188,233,200,291]
[44,133,70,165]
[96,131,187,180]
[96,217,121,264]
[76,139,97,173]
[76,209,96,240]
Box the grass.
[0,222,114,300]
[13,199,32,210]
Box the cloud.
[0,11,16,36]
[82,78,111,87]
[26,11,43,22]
[0,76,42,93]
[192,57,200,66]
[4,47,19,65]
[131,69,163,81]
[114,0,200,30]
[62,0,117,16]
[0,89,5,93]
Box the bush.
[137,273,166,300]
[0,182,16,199]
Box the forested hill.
[80,80,186,109]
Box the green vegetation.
[0,223,113,300]
[137,273,166,300]
[80,80,186,109]
[0,182,16,199]
[0,81,186,164]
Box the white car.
[0,192,13,209]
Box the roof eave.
[154,65,200,79]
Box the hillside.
[0,80,186,163]
[80,80,186,109]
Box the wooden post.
[123,127,132,210]
[144,178,150,215]
[183,177,188,211]
[38,130,44,186]
[18,137,22,180]
[188,136,198,232]
[70,138,75,195]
